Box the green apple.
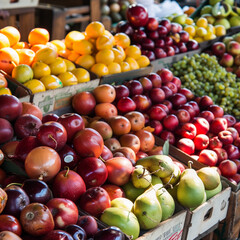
[202,13,216,24]
[214,18,231,29]
[229,16,240,27]
[200,5,213,15]
[172,14,188,25]
[11,64,34,84]
[233,32,240,43]
[209,0,221,6]
[223,35,234,45]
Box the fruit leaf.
[1,158,28,177]
[162,140,169,156]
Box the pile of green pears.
[99,154,222,240]
[199,0,240,29]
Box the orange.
[184,6,196,16]
[1,26,21,46]
[31,44,47,53]
[204,32,216,41]
[196,27,207,37]
[0,74,8,88]
[125,45,141,59]
[137,55,150,68]
[24,79,46,93]
[71,68,90,83]
[120,61,131,72]
[58,71,78,86]
[72,39,94,55]
[125,57,139,70]
[91,63,109,77]
[50,39,66,53]
[0,33,10,48]
[49,57,67,75]
[96,34,114,50]
[46,42,58,52]
[95,49,114,65]
[196,17,208,28]
[28,28,50,46]
[185,17,194,25]
[34,47,58,65]
[59,48,71,59]
[63,59,76,72]
[114,33,131,49]
[32,62,51,79]
[184,25,196,37]
[215,25,226,37]
[12,41,30,50]
[0,87,11,95]
[21,102,43,120]
[108,62,121,75]
[64,31,85,50]
[0,47,20,74]
[85,21,105,39]
[40,75,63,90]
[67,51,80,62]
[112,46,125,63]
[75,54,95,70]
[103,30,115,43]
[16,49,35,65]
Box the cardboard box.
[99,66,153,85]
[151,50,201,73]
[182,181,231,240]
[0,0,39,9]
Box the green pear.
[136,155,175,178]
[233,32,240,43]
[214,18,231,29]
[224,0,234,6]
[111,197,134,211]
[177,168,205,209]
[212,2,231,18]
[131,165,152,189]
[209,0,221,6]
[162,164,181,186]
[200,5,213,15]
[205,181,222,200]
[156,187,175,221]
[197,167,221,190]
[172,14,188,25]
[229,16,240,27]
[133,186,162,230]
[201,14,216,25]
[122,181,145,202]
[167,183,178,199]
[151,175,163,187]
[190,191,207,211]
[100,207,140,240]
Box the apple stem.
[188,161,193,169]
[64,166,70,177]
[48,134,58,149]
[5,182,22,188]
[99,156,105,163]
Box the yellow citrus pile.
[183,17,226,43]
[0,26,91,94]
[61,21,150,77]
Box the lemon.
[32,62,51,79]
[12,64,33,84]
[24,79,46,93]
[71,68,90,83]
[58,71,78,86]
[40,75,63,90]
[108,62,121,74]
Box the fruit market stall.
[1,1,240,240]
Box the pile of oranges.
[0,26,90,95]
[61,21,150,77]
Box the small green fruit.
[12,64,33,84]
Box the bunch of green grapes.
[171,53,240,118]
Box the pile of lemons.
[61,21,150,77]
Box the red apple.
[209,136,223,149]
[148,105,167,121]
[72,92,96,116]
[213,147,228,164]
[180,103,196,119]
[77,157,108,188]
[47,198,78,229]
[57,113,85,143]
[198,110,215,123]
[173,161,185,173]
[0,118,14,144]
[179,123,197,139]
[101,184,125,201]
[179,30,189,43]
[132,94,151,112]
[147,73,162,88]
[147,30,159,40]
[53,169,86,202]
[223,144,240,160]
[116,21,134,36]
[155,39,165,48]
[148,119,163,136]
[77,215,98,238]
[164,82,178,94]
[194,134,209,150]
[149,88,165,103]
[157,25,168,37]
[218,130,233,145]
[42,113,59,123]
[218,159,237,178]
[0,95,22,122]
[58,144,80,170]
[138,76,153,92]
[126,4,149,27]
[169,93,187,109]
[0,215,22,236]
[223,114,236,127]
[162,114,179,131]
[170,23,181,33]
[114,84,130,101]
[20,203,54,236]
[178,88,194,101]
[207,105,224,118]
[162,100,173,112]
[14,114,42,139]
[227,127,239,141]
[211,42,226,57]
[234,122,240,135]
[231,173,240,184]
[160,130,175,145]
[117,97,136,113]
[159,18,171,32]
[198,149,218,166]
[141,38,155,51]
[188,101,200,116]
[232,159,240,173]
[175,109,191,124]
[161,85,173,99]
[165,46,175,56]
[154,48,167,59]
[186,39,199,50]
[234,137,240,149]
[177,138,195,155]
[132,29,147,43]
[192,117,210,135]
[73,128,104,158]
[42,230,74,240]
[78,186,111,217]
[101,145,113,161]
[141,50,156,61]
[171,76,181,90]
[125,79,143,96]
[210,117,228,134]
[157,68,173,84]
[36,121,67,151]
[146,17,158,31]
